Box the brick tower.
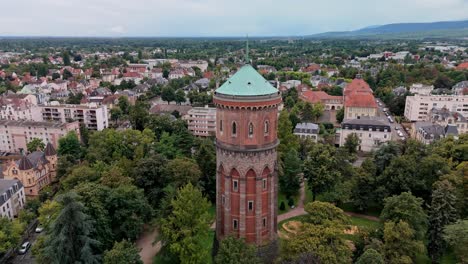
[214,63,281,246]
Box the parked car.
[395,127,400,130]
[35,226,44,233]
[18,242,31,255]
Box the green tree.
[42,192,99,264]
[351,159,378,211]
[280,149,302,198]
[344,133,359,154]
[443,220,468,263]
[215,236,260,264]
[282,222,352,264]
[38,200,61,230]
[303,143,340,201]
[161,86,176,104]
[27,138,45,152]
[129,100,150,131]
[356,249,385,264]
[61,165,100,191]
[428,180,458,262]
[174,89,186,105]
[163,157,201,189]
[380,192,428,240]
[160,183,211,263]
[132,153,167,208]
[103,240,142,264]
[304,201,349,225]
[57,131,82,160]
[301,102,314,122]
[383,221,424,264]
[63,51,71,66]
[194,139,217,202]
[0,217,24,254]
[336,108,344,123]
[118,96,130,115]
[278,110,299,154]
[311,102,324,122]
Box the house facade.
[2,143,57,196]
[0,179,26,220]
[339,118,392,152]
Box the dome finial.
[245,34,249,64]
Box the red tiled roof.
[456,62,468,70]
[301,90,342,104]
[203,71,214,79]
[344,78,373,95]
[123,72,141,78]
[344,92,377,108]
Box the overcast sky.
[1,0,467,37]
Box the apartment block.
[404,95,468,122]
[339,118,392,152]
[0,120,80,152]
[38,102,108,130]
[0,179,26,220]
[185,106,216,137]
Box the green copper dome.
[215,65,278,96]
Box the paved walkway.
[136,226,161,264]
[278,180,307,222]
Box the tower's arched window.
[264,120,269,134]
[232,122,237,136]
[219,120,223,132]
[248,123,254,137]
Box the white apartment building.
[0,179,26,220]
[179,60,209,72]
[185,106,216,137]
[409,83,434,95]
[294,123,320,142]
[37,102,109,130]
[404,95,468,122]
[0,94,40,121]
[0,120,80,152]
[339,118,392,152]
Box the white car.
[35,226,44,233]
[395,127,400,130]
[18,241,30,255]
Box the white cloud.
[110,26,126,34]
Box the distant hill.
[307,20,468,39]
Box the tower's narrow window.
[248,201,254,211]
[233,219,238,230]
[233,180,238,192]
[263,179,267,190]
[232,122,237,136]
[219,120,223,132]
[263,217,267,227]
[264,120,269,134]
[248,123,254,137]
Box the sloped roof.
[215,65,278,97]
[44,142,57,156]
[18,155,33,170]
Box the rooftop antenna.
[245,34,249,64]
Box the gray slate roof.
[0,179,23,206]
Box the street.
[9,232,39,264]
[375,99,408,141]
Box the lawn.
[153,230,215,264]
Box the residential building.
[404,95,468,121]
[2,143,57,196]
[214,64,280,246]
[453,81,468,95]
[0,94,40,121]
[38,102,109,130]
[416,124,458,144]
[0,119,80,152]
[430,108,468,134]
[294,123,319,142]
[344,77,378,119]
[409,83,434,95]
[0,179,25,220]
[300,90,343,110]
[186,106,216,137]
[339,118,392,152]
[179,60,209,72]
